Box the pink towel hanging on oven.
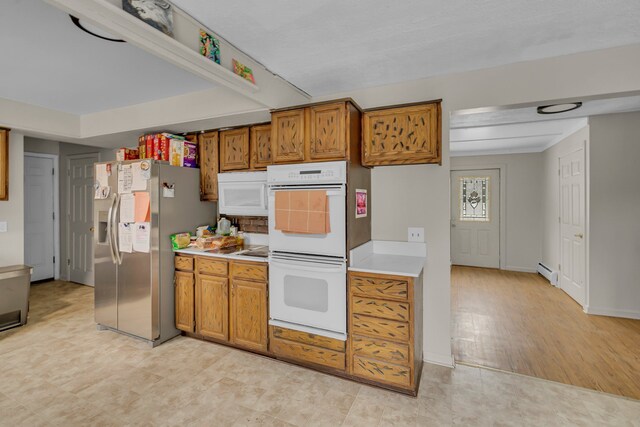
[274,190,331,234]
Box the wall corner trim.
[583,306,640,320]
[424,352,455,368]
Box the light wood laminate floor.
[452,265,640,400]
[1,280,638,426]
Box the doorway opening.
[449,93,640,400]
[24,153,59,282]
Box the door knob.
[90,227,95,232]
[575,233,583,238]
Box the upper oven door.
[269,254,347,338]
[218,180,268,216]
[268,184,346,258]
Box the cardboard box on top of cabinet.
[170,139,198,168]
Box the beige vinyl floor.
[0,281,638,426]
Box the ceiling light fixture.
[70,15,125,43]
[537,102,582,115]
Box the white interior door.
[25,156,55,281]
[559,149,586,306]
[68,154,98,286]
[451,169,500,268]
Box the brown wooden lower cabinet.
[174,253,424,395]
[196,275,229,341]
[347,270,424,394]
[229,261,268,352]
[174,271,195,333]
[269,325,346,371]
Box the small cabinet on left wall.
[0,128,9,201]
[198,131,219,201]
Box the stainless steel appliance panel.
[94,165,118,329]
[116,162,157,340]
[157,164,215,343]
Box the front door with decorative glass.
[450,169,500,268]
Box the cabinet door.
[309,103,347,161]
[230,279,268,352]
[0,129,8,201]
[362,102,441,166]
[198,131,219,201]
[250,124,272,170]
[175,271,195,332]
[220,128,250,171]
[271,109,306,163]
[196,275,229,341]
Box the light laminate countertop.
[348,241,427,277]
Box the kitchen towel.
[275,190,331,234]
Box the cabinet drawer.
[352,355,411,388]
[350,275,408,301]
[271,325,345,352]
[196,257,228,277]
[352,314,410,342]
[230,261,267,282]
[270,335,345,371]
[351,335,410,365]
[352,296,410,322]
[175,256,194,271]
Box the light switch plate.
[0,221,7,233]
[408,227,424,242]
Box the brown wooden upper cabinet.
[0,129,8,201]
[362,101,442,166]
[271,108,306,163]
[250,123,273,170]
[220,127,250,171]
[271,100,361,165]
[198,131,219,201]
[309,102,348,161]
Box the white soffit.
[172,0,640,95]
[0,0,214,114]
[450,118,588,156]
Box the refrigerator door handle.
[112,193,123,265]
[106,194,117,264]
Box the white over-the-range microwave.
[217,171,268,216]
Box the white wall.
[0,132,25,265]
[451,153,543,272]
[541,126,589,272]
[587,112,640,319]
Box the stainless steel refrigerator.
[93,160,214,346]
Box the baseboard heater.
[537,262,558,286]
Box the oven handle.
[269,258,346,274]
[269,187,345,197]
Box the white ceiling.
[450,94,640,156]
[0,0,214,114]
[173,0,640,95]
[450,118,587,156]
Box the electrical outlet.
[408,227,424,242]
[0,221,7,233]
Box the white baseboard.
[424,352,455,368]
[584,306,640,320]
[505,266,538,273]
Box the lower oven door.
[269,254,347,340]
[268,184,346,258]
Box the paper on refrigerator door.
[118,223,133,253]
[131,161,150,191]
[118,164,133,193]
[119,194,135,223]
[94,164,110,199]
[134,192,151,222]
[133,222,151,253]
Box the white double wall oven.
[267,161,348,341]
